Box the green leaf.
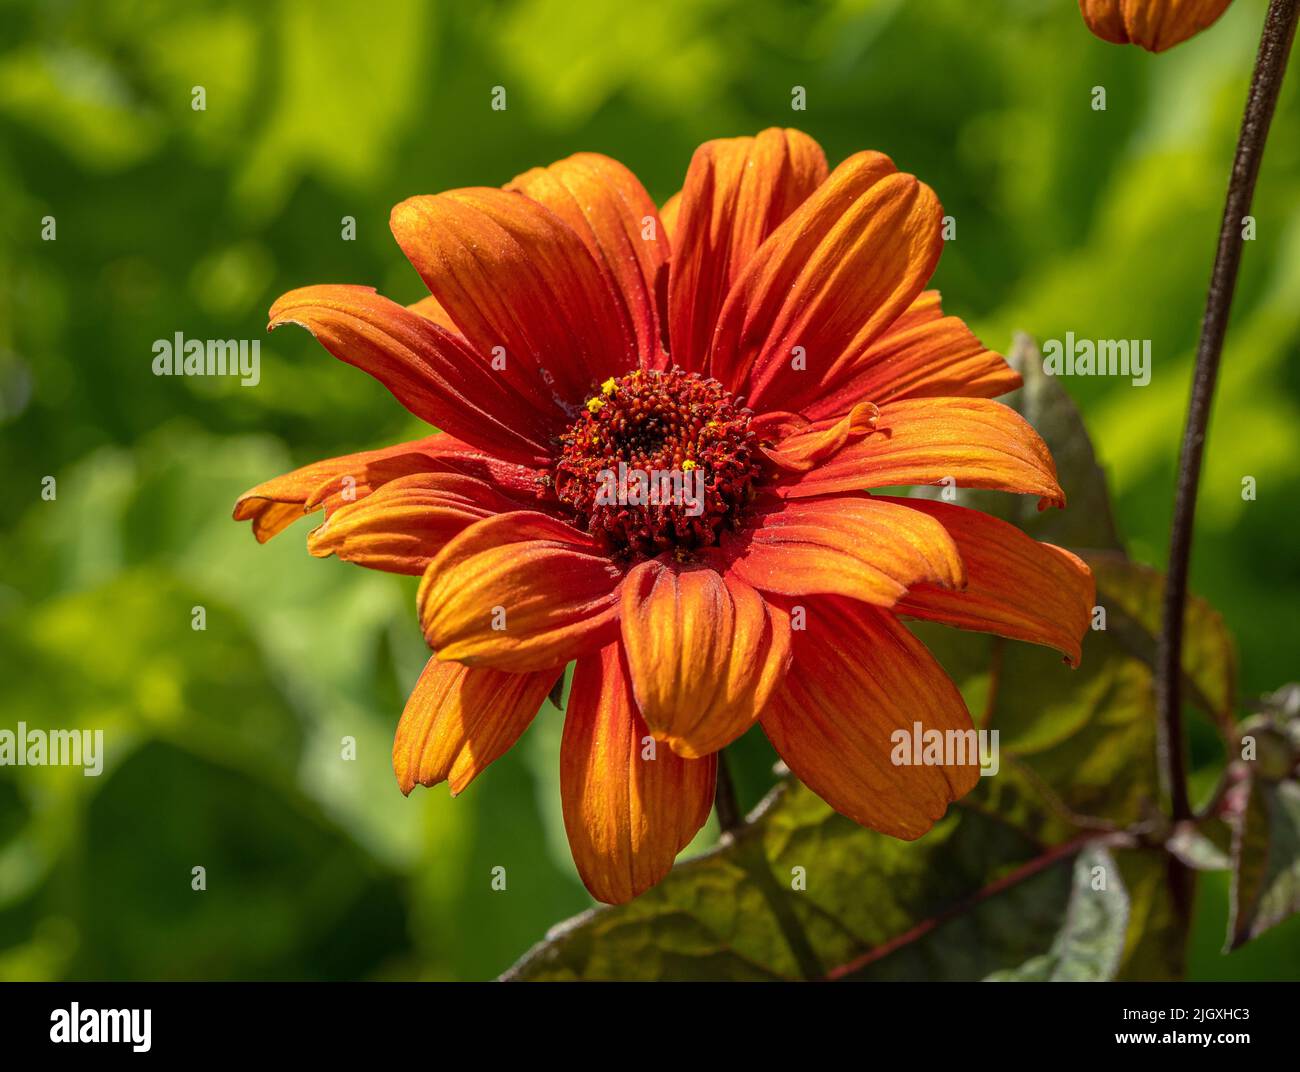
[1112,846,1190,982]
[504,781,1103,982]
[1085,551,1238,729]
[1167,824,1232,872]
[1225,687,1300,951]
[1228,778,1300,950]
[985,845,1129,981]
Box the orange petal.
[405,293,460,331]
[800,290,1022,420]
[418,511,623,672]
[233,434,449,542]
[390,187,637,410]
[761,596,980,839]
[1079,0,1233,52]
[884,497,1096,666]
[668,128,828,375]
[758,401,880,473]
[561,644,716,904]
[307,471,533,576]
[779,397,1066,508]
[723,494,964,606]
[507,153,668,369]
[393,656,557,796]
[618,557,791,758]
[403,433,556,504]
[269,285,555,463]
[710,151,942,411]
[659,191,681,243]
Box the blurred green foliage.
[0,0,1296,980]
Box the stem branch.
[713,750,744,834]
[1157,0,1298,821]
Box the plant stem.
[714,749,744,834]
[1157,0,1299,822]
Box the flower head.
[1079,0,1234,52]
[234,129,1094,904]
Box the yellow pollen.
[586,396,605,413]
[600,378,618,396]
[682,459,698,471]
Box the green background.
[1,0,1296,980]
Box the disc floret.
[555,367,762,556]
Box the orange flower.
[234,129,1094,904]
[1079,0,1234,51]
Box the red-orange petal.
[307,471,531,576]
[710,151,942,411]
[418,511,623,672]
[799,290,1022,421]
[778,397,1066,508]
[723,494,964,606]
[668,128,828,375]
[618,557,791,758]
[885,497,1096,666]
[660,192,681,243]
[1079,0,1233,52]
[757,402,880,473]
[405,293,460,332]
[560,643,716,904]
[507,153,668,369]
[390,187,637,410]
[393,656,557,796]
[232,434,449,542]
[269,285,555,464]
[761,596,980,839]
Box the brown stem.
[713,749,743,834]
[1157,0,1299,822]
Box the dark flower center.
[554,368,762,557]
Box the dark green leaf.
[985,845,1128,981]
[504,781,1100,982]
[1228,778,1300,950]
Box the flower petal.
[660,191,681,243]
[418,511,623,672]
[1079,0,1233,52]
[619,557,791,758]
[723,494,964,606]
[884,497,1096,666]
[269,285,555,463]
[757,402,879,473]
[393,656,557,796]
[561,643,716,904]
[405,293,459,331]
[233,434,448,542]
[779,397,1066,508]
[667,128,828,375]
[307,471,532,576]
[507,153,668,369]
[390,187,637,411]
[761,596,980,839]
[710,151,942,412]
[403,434,554,503]
[799,290,1022,420]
